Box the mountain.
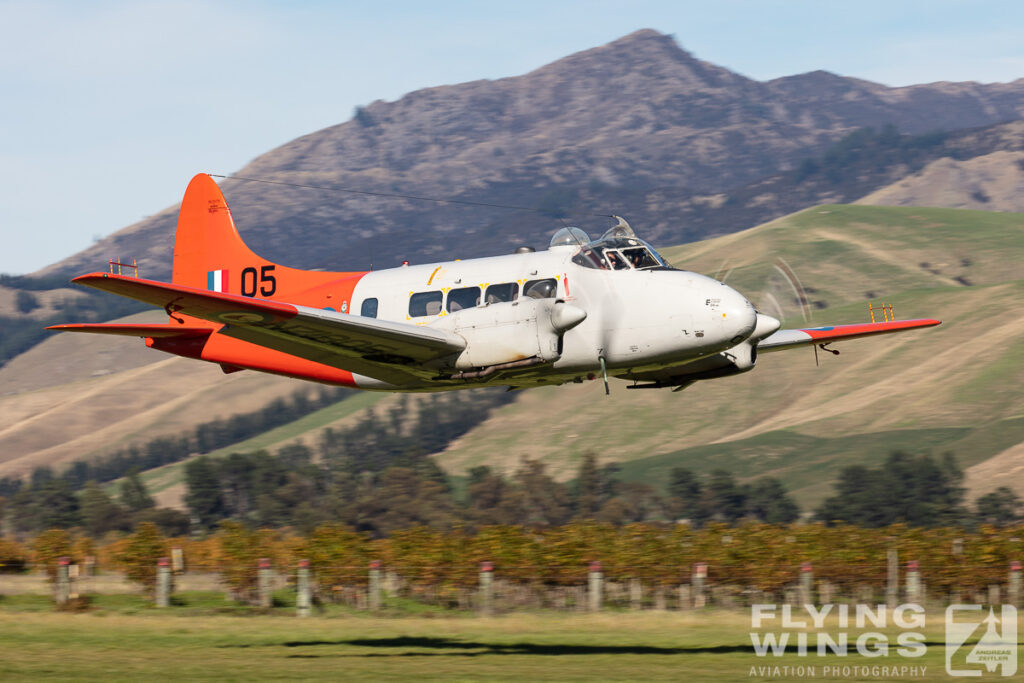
[35,29,1024,283]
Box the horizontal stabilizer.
[45,323,213,339]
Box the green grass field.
[0,607,992,682]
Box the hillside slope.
[857,150,1024,212]
[0,315,314,479]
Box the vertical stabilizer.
[172,173,264,292]
[168,174,365,321]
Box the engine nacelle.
[643,340,758,385]
[722,340,756,372]
[431,298,586,370]
[683,340,758,380]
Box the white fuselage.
[344,245,757,390]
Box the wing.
[61,273,466,385]
[757,318,941,352]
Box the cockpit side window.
[572,248,605,269]
[409,291,443,317]
[360,298,378,318]
[523,278,557,299]
[622,247,660,270]
[447,286,480,313]
[485,282,518,304]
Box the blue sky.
[2,0,1023,275]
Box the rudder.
[169,174,365,319]
[172,173,265,293]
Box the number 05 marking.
[241,265,277,297]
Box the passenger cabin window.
[484,282,518,304]
[523,278,557,299]
[447,286,480,312]
[360,298,378,318]
[409,291,443,317]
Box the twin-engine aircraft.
[50,174,940,393]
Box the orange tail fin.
[171,174,359,316]
[172,173,268,294]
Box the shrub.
[31,529,74,581]
[115,522,168,596]
[0,538,28,573]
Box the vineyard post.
[630,578,643,611]
[156,557,171,608]
[799,562,813,605]
[819,580,832,605]
[886,549,898,609]
[654,586,666,611]
[479,561,493,616]
[905,560,920,605]
[1009,561,1021,607]
[588,561,603,612]
[55,557,70,606]
[951,539,963,603]
[171,547,185,573]
[693,562,707,608]
[258,558,273,609]
[678,584,691,610]
[368,560,382,611]
[297,559,311,618]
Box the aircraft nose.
[720,285,757,343]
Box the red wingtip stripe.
[801,318,941,341]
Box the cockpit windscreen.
[571,241,669,270]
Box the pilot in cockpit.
[606,251,627,270]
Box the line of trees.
[176,412,803,535]
[3,468,189,538]
[177,445,1024,535]
[816,451,1022,528]
[6,436,1018,538]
